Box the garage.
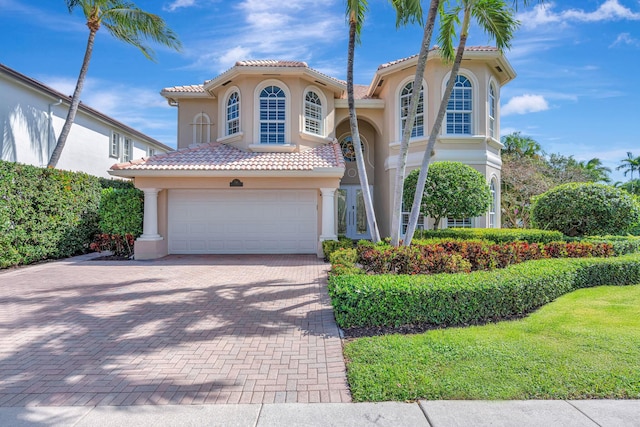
[168,189,318,254]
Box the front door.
[337,185,372,240]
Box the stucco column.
[139,188,163,241]
[319,188,337,241]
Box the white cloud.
[501,94,549,116]
[0,0,85,32]
[610,32,640,47]
[518,0,640,30]
[164,0,198,12]
[186,0,344,73]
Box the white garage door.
[168,189,318,254]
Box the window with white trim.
[446,75,472,135]
[259,85,286,144]
[489,83,496,139]
[122,137,132,162]
[147,147,156,157]
[110,132,120,158]
[400,81,424,138]
[447,217,472,228]
[304,91,323,135]
[192,113,211,144]
[489,179,497,228]
[226,91,240,136]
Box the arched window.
[192,112,211,144]
[259,85,286,144]
[304,91,323,135]
[489,179,497,228]
[339,135,359,162]
[446,75,472,135]
[489,83,496,139]
[226,91,240,136]
[400,81,424,138]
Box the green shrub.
[0,161,101,268]
[322,237,355,261]
[531,183,640,236]
[98,177,136,190]
[404,162,492,230]
[576,235,640,256]
[327,253,640,328]
[98,188,143,237]
[414,228,564,244]
[328,248,362,276]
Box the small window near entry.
[122,138,132,162]
[304,91,322,135]
[227,91,240,136]
[489,179,497,228]
[447,217,472,228]
[110,132,120,158]
[147,147,155,157]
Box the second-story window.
[489,83,496,139]
[304,91,322,135]
[193,112,211,144]
[446,75,472,135]
[400,81,424,138]
[226,91,240,136]
[259,85,286,144]
[110,132,120,158]
[122,137,132,162]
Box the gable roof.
[0,63,173,152]
[110,141,345,177]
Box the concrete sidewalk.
[1,400,638,426]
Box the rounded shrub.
[530,183,640,237]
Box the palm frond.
[436,3,462,63]
[390,0,423,27]
[346,0,368,43]
[472,0,519,51]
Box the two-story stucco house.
[0,63,172,178]
[110,47,515,259]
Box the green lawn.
[344,284,640,401]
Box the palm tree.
[390,0,540,246]
[578,157,611,183]
[403,0,518,246]
[617,152,640,193]
[501,131,543,158]
[346,0,422,243]
[48,0,181,168]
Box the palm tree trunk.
[404,6,471,245]
[347,17,380,242]
[390,0,440,246]
[48,27,97,168]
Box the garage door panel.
[168,190,318,254]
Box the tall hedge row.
[0,160,142,268]
[0,161,102,267]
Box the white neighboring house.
[0,63,172,178]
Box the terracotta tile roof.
[378,46,499,70]
[339,84,370,100]
[235,60,308,67]
[111,141,345,171]
[162,84,206,93]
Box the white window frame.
[399,81,425,139]
[442,70,479,136]
[192,112,211,145]
[447,217,473,228]
[254,79,291,145]
[226,90,241,136]
[489,178,497,228]
[489,81,497,139]
[110,132,120,158]
[147,147,156,157]
[303,89,323,136]
[122,137,133,163]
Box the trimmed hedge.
[577,235,640,256]
[0,161,102,268]
[98,188,143,237]
[327,253,640,328]
[414,228,564,244]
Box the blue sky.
[1,0,639,182]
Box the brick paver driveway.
[0,254,350,406]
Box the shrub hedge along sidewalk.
[328,251,640,329]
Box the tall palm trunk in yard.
[390,0,440,246]
[48,0,181,168]
[403,0,518,246]
[346,6,380,242]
